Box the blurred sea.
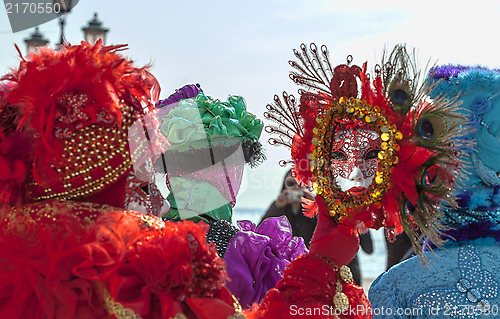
[233,207,388,279]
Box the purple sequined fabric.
[224,216,308,308]
[156,83,202,116]
[429,65,496,79]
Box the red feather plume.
[0,40,161,205]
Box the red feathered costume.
[0,42,240,319]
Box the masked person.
[246,43,463,318]
[369,65,500,318]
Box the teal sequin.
[440,208,500,226]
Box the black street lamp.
[24,27,49,53]
[82,12,109,45]
[53,0,73,46]
[23,5,110,54]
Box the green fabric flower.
[159,92,263,149]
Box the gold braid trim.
[94,282,143,319]
[232,294,243,313]
[96,282,241,319]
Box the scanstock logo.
[4,0,79,33]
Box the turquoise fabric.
[369,237,500,318]
[429,69,500,194]
[429,67,500,223]
[370,67,500,319]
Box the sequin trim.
[441,208,500,226]
[100,284,143,319]
[1,199,116,228]
[412,245,499,318]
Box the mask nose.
[348,166,364,182]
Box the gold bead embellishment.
[1,200,116,244]
[232,294,243,313]
[333,291,350,311]
[316,255,355,312]
[309,97,400,222]
[27,103,143,202]
[339,265,354,284]
[333,265,355,311]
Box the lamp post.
[82,12,109,45]
[24,27,49,53]
[23,9,110,54]
[53,0,73,46]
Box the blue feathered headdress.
[429,65,500,224]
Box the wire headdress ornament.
[265,43,465,253]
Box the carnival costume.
[155,85,308,308]
[369,66,500,318]
[156,84,265,223]
[0,41,242,319]
[248,44,463,318]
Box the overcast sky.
[1,0,500,211]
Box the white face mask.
[329,128,381,195]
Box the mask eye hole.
[365,149,380,160]
[331,151,347,161]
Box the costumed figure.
[369,65,500,318]
[155,85,308,309]
[156,83,264,224]
[248,44,463,318]
[0,41,243,318]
